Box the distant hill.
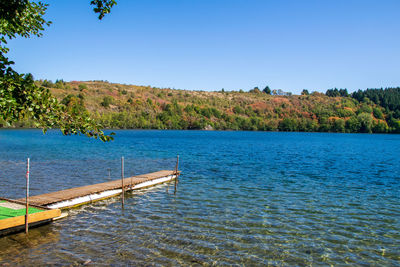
[2,80,400,133]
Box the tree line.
[2,80,400,134]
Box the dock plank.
[17,170,178,206]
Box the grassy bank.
[2,80,400,133]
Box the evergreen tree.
[263,86,271,95]
[301,89,309,95]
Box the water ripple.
[0,130,399,265]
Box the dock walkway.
[17,170,178,208]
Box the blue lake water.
[0,130,399,265]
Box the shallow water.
[0,130,399,266]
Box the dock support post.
[121,157,124,208]
[174,155,179,195]
[25,158,30,234]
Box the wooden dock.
[17,170,179,209]
[0,198,61,236]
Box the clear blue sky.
[8,0,400,94]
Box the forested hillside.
[2,80,400,133]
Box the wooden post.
[121,157,124,208]
[175,155,179,175]
[25,158,30,234]
[174,155,179,195]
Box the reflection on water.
[0,130,399,265]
